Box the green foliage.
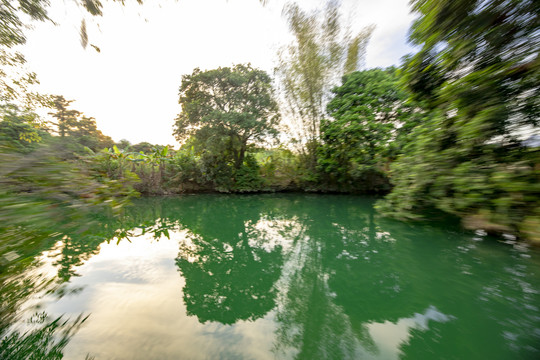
[130,141,154,153]
[143,145,305,194]
[197,152,235,191]
[166,147,202,186]
[0,142,139,267]
[86,143,203,195]
[164,142,231,191]
[0,48,51,110]
[48,96,80,138]
[233,154,263,192]
[0,104,49,153]
[174,64,280,172]
[46,96,113,154]
[115,139,131,151]
[318,68,423,192]
[257,148,300,190]
[131,146,172,194]
[378,0,540,241]
[67,115,114,151]
[0,314,89,360]
[0,0,52,48]
[0,99,138,265]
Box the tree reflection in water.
[131,195,539,359]
[1,194,538,359]
[271,196,382,359]
[171,195,438,358]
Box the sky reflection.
[1,195,539,359]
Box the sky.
[21,0,417,146]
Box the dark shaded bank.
[155,186,388,196]
[139,172,392,196]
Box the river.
[1,194,539,359]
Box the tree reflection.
[273,197,540,359]
[271,196,378,359]
[174,196,285,324]
[270,196,460,359]
[273,240,370,359]
[169,195,429,357]
[1,195,538,359]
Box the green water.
[1,194,539,359]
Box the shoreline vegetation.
[1,0,539,250]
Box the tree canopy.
[173,64,280,170]
[0,103,48,153]
[47,95,113,152]
[318,67,424,192]
[377,0,540,241]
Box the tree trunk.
[235,141,247,170]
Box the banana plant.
[149,146,169,185]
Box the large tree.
[48,95,81,138]
[378,0,540,242]
[276,1,373,162]
[318,68,425,192]
[68,115,114,151]
[173,64,280,170]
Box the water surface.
[1,194,539,359]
